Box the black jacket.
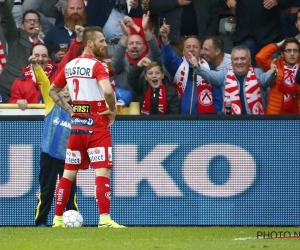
[128,64,179,114]
[148,0,220,43]
[0,1,34,95]
[219,0,294,45]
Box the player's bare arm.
[97,79,117,127]
[48,84,74,116]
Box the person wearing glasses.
[0,0,42,103]
[256,37,300,114]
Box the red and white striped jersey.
[54,54,114,131]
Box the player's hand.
[98,109,117,127]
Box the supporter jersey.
[34,67,71,160]
[42,105,71,160]
[54,54,112,131]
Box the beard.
[64,12,86,32]
[93,46,107,59]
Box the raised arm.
[142,11,153,42]
[58,25,84,69]
[128,57,151,95]
[29,55,52,103]
[0,0,18,43]
[111,18,130,74]
[186,51,226,86]
[159,18,182,77]
[255,42,280,72]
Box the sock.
[55,177,73,216]
[96,176,111,215]
[99,214,111,224]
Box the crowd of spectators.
[0,0,300,115]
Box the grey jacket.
[111,36,161,91]
[0,0,34,95]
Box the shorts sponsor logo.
[72,104,91,113]
[88,147,105,162]
[71,117,94,127]
[65,149,81,164]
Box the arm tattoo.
[49,84,73,115]
[55,93,73,114]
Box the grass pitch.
[1,226,300,250]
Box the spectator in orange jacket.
[256,37,300,114]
